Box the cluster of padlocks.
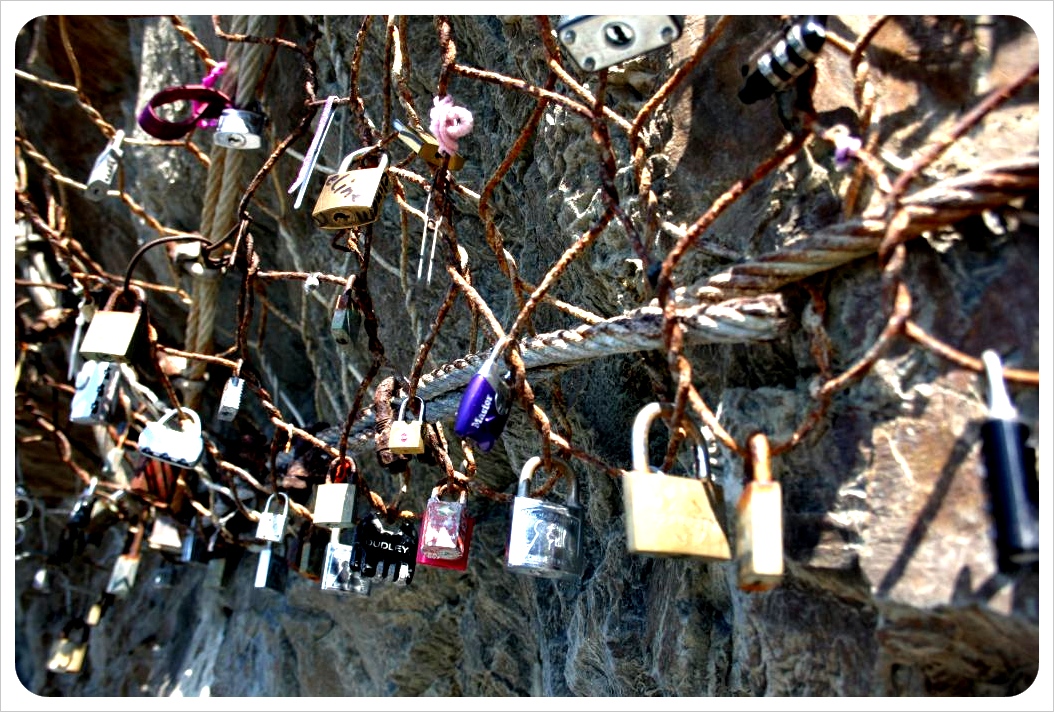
[27,14,1039,678]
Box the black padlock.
[350,514,419,585]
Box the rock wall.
[11,13,1043,699]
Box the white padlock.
[217,375,244,422]
[137,407,205,468]
[255,492,289,543]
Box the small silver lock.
[213,107,266,149]
[255,492,289,543]
[321,529,372,596]
[217,375,244,422]
[69,360,121,425]
[137,408,205,468]
[388,396,426,455]
[505,456,584,580]
[85,129,125,201]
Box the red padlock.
[416,485,473,571]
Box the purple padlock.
[453,340,513,452]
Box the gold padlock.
[47,621,89,674]
[736,432,783,592]
[78,285,148,363]
[311,147,391,230]
[392,119,466,171]
[623,402,731,561]
[388,396,426,455]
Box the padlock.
[85,129,124,201]
[454,339,514,452]
[106,522,144,599]
[147,513,184,554]
[350,514,419,585]
[311,461,356,528]
[321,528,372,595]
[556,15,683,72]
[254,539,288,594]
[69,359,121,425]
[66,477,98,530]
[137,407,205,468]
[217,375,244,422]
[213,107,266,149]
[623,402,731,560]
[505,456,584,580]
[47,620,90,674]
[389,396,427,455]
[255,492,289,543]
[736,433,783,591]
[78,285,148,363]
[738,16,828,105]
[311,147,391,230]
[85,596,112,627]
[288,521,331,582]
[180,519,210,565]
[392,119,466,171]
[330,282,362,346]
[417,485,474,570]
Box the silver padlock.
[505,456,584,580]
[69,360,121,425]
[254,541,287,593]
[256,492,289,543]
[137,407,204,468]
[85,129,124,201]
[213,107,266,150]
[147,514,184,553]
[389,396,426,455]
[556,15,682,72]
[321,528,372,596]
[217,375,244,422]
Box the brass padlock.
[311,147,391,230]
[106,521,145,599]
[311,460,356,528]
[736,433,783,592]
[78,285,148,363]
[623,402,731,561]
[47,620,90,674]
[330,276,362,346]
[392,119,466,171]
[505,456,584,580]
[388,396,426,455]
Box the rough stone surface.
[12,13,1042,699]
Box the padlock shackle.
[518,456,578,507]
[631,402,713,482]
[103,283,146,313]
[396,395,426,424]
[154,407,201,432]
[747,432,773,485]
[430,483,468,504]
[337,145,389,174]
[264,491,290,518]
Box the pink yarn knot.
[196,61,228,129]
[429,95,474,156]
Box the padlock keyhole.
[603,22,635,48]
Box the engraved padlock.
[417,485,474,570]
[147,513,184,554]
[556,15,683,72]
[85,129,124,201]
[213,107,266,149]
[256,492,289,543]
[624,402,731,560]
[106,522,144,599]
[392,119,466,171]
[78,285,148,363]
[505,456,584,580]
[736,433,784,591]
[311,458,356,528]
[137,407,205,468]
[217,375,244,422]
[47,620,90,674]
[69,359,121,425]
[389,396,427,455]
[321,527,372,595]
[351,514,419,585]
[454,339,514,452]
[311,147,391,230]
[330,282,362,346]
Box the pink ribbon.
[429,95,474,156]
[194,62,227,129]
